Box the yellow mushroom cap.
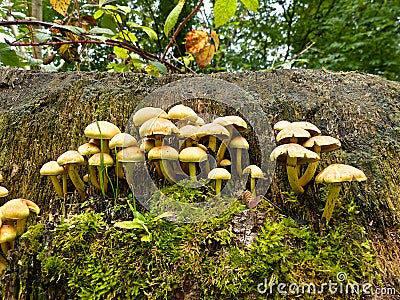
[213,116,247,131]
[179,125,198,138]
[167,104,197,121]
[315,164,367,184]
[139,117,179,137]
[195,123,230,140]
[78,143,101,156]
[243,165,264,178]
[276,126,311,144]
[84,121,121,140]
[220,159,232,167]
[0,198,40,219]
[179,147,207,163]
[109,133,138,149]
[132,107,168,127]
[148,146,179,161]
[139,139,155,153]
[40,161,65,176]
[208,168,231,180]
[302,136,341,152]
[0,225,17,243]
[0,186,9,198]
[229,136,249,149]
[88,153,114,166]
[117,146,145,163]
[57,150,85,166]
[273,120,291,131]
[270,143,320,164]
[291,121,321,136]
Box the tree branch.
[161,0,203,60]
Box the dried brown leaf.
[185,30,209,54]
[195,44,215,68]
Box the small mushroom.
[40,161,65,198]
[109,133,138,179]
[0,198,40,235]
[148,146,179,183]
[117,146,145,181]
[167,104,198,123]
[179,147,208,181]
[0,224,17,254]
[57,150,86,199]
[270,143,320,195]
[88,153,114,194]
[213,116,247,165]
[229,136,249,176]
[315,164,367,224]
[84,121,121,154]
[299,136,341,186]
[243,165,264,196]
[139,117,179,147]
[208,168,231,196]
[276,126,311,144]
[195,123,230,153]
[78,143,101,190]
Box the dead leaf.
[195,44,215,68]
[211,30,219,52]
[50,0,71,17]
[185,30,209,54]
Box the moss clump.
[14,190,379,300]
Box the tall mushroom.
[0,198,40,235]
[315,164,367,224]
[57,150,86,199]
[167,104,198,124]
[84,121,121,154]
[109,133,138,179]
[132,107,168,127]
[88,153,114,194]
[243,165,264,196]
[148,146,179,183]
[40,161,65,198]
[195,123,230,153]
[78,142,101,189]
[117,146,145,185]
[139,117,179,147]
[179,147,208,181]
[208,168,231,196]
[270,143,320,195]
[299,136,341,186]
[229,136,249,176]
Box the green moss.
[13,191,379,299]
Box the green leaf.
[116,5,131,14]
[164,0,185,37]
[104,5,118,11]
[114,220,145,230]
[151,211,174,222]
[113,46,129,59]
[214,0,237,28]
[133,211,146,222]
[239,0,259,12]
[116,30,137,43]
[53,24,86,35]
[100,13,117,32]
[140,234,152,242]
[89,27,114,36]
[0,44,22,67]
[149,61,168,75]
[127,22,158,41]
[93,9,104,19]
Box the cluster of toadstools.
[0,175,40,273]
[269,120,367,224]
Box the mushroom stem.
[62,172,68,195]
[68,165,86,199]
[208,136,217,152]
[153,161,165,179]
[159,160,175,184]
[250,178,256,196]
[236,148,243,176]
[1,243,9,255]
[215,179,222,196]
[286,157,304,195]
[116,163,125,179]
[16,219,26,235]
[321,183,341,224]
[49,176,63,198]
[99,138,110,154]
[216,142,228,165]
[188,163,197,181]
[299,146,321,186]
[88,165,101,190]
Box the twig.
[161,0,203,60]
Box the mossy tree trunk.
[0,68,399,298]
